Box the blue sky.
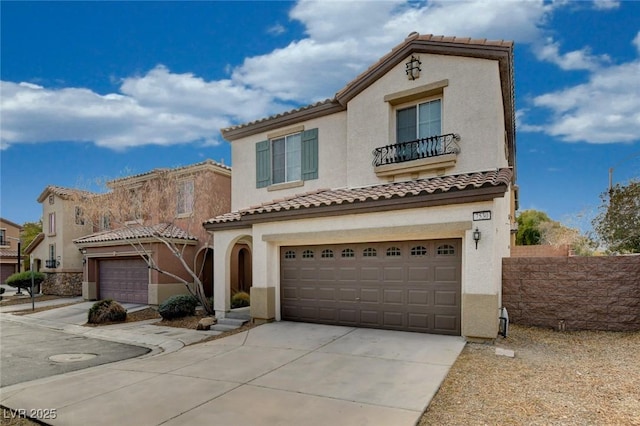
[1,1,639,233]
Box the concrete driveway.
[1,322,465,426]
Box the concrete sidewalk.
[0,321,465,426]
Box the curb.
[0,313,179,357]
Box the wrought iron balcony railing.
[45,259,58,268]
[372,133,460,167]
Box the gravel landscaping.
[420,324,640,425]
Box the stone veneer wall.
[502,256,640,331]
[42,272,83,297]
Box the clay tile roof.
[204,168,512,226]
[0,249,19,258]
[107,159,231,186]
[74,223,198,245]
[37,185,96,203]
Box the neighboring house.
[204,33,518,339]
[0,218,23,284]
[73,160,231,305]
[25,187,95,296]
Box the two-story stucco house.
[74,159,231,305]
[204,33,517,339]
[25,186,96,296]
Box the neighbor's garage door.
[99,258,148,304]
[281,239,461,335]
[1,264,16,284]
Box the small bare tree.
[74,163,230,315]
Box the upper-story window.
[0,229,6,247]
[48,212,56,235]
[256,128,318,188]
[273,133,301,185]
[75,206,85,225]
[177,179,195,216]
[127,188,143,221]
[100,214,111,231]
[397,99,441,144]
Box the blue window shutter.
[301,128,318,181]
[256,140,271,188]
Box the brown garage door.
[99,258,148,304]
[281,239,461,335]
[1,263,17,284]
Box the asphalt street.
[0,319,150,387]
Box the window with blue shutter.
[255,128,318,188]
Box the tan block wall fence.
[510,245,569,258]
[502,256,640,331]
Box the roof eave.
[204,183,509,232]
[221,101,345,141]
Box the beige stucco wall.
[230,112,348,211]
[346,54,508,186]
[228,53,507,212]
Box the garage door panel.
[434,266,457,282]
[383,311,404,327]
[407,289,429,305]
[317,287,336,301]
[299,267,316,280]
[407,266,430,282]
[360,310,381,325]
[318,308,337,321]
[282,267,298,280]
[299,287,317,300]
[361,288,381,303]
[338,288,357,302]
[99,258,148,304]
[339,309,358,323]
[383,266,404,282]
[434,315,458,333]
[317,267,335,281]
[408,313,430,330]
[383,289,403,304]
[281,287,298,300]
[337,267,357,281]
[360,267,381,281]
[434,290,457,307]
[280,240,460,335]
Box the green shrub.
[158,294,198,320]
[5,271,44,296]
[230,291,250,308]
[88,299,127,324]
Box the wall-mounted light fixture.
[405,55,421,80]
[473,227,481,249]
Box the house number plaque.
[473,210,491,221]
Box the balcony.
[372,133,460,178]
[45,259,59,269]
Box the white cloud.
[592,0,620,10]
[267,23,286,36]
[522,34,640,144]
[0,68,290,150]
[0,0,566,150]
[535,38,611,71]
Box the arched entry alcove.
[194,247,214,298]
[230,242,252,295]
